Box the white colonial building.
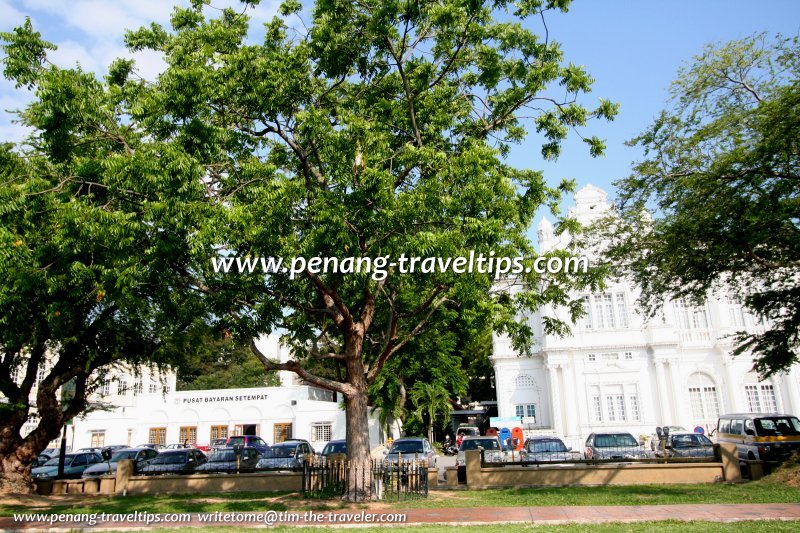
[16,335,387,452]
[493,185,800,446]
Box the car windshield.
[389,441,424,454]
[671,434,713,447]
[457,428,479,436]
[529,439,568,453]
[323,442,346,455]
[43,455,74,467]
[151,452,187,465]
[110,451,139,462]
[262,446,296,458]
[755,417,800,436]
[460,439,500,451]
[209,450,237,462]
[594,434,638,448]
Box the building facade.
[14,335,387,452]
[492,185,800,447]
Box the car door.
[70,454,88,477]
[195,449,207,466]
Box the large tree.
[2,0,613,499]
[0,21,216,493]
[601,33,800,376]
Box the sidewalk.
[4,503,800,529]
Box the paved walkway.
[4,503,800,529]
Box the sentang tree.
[151,0,613,500]
[1,0,615,499]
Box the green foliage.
[0,15,219,476]
[408,381,452,442]
[1,0,615,478]
[177,338,280,390]
[600,33,800,376]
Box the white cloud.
[48,39,102,72]
[0,0,27,28]
[21,0,177,41]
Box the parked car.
[138,449,207,475]
[521,436,581,462]
[321,439,347,457]
[32,452,103,480]
[195,446,262,473]
[455,426,480,447]
[77,447,104,454]
[585,432,647,460]
[210,438,229,449]
[654,432,715,459]
[34,453,53,467]
[225,435,270,454]
[137,443,166,450]
[716,413,800,467]
[384,437,437,467]
[256,441,315,471]
[457,436,503,467]
[650,426,687,451]
[164,443,193,450]
[82,447,159,478]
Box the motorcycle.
[443,437,458,456]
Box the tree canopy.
[602,33,800,376]
[0,17,221,492]
[1,0,615,498]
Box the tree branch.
[249,338,350,394]
[384,36,423,147]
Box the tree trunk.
[344,386,373,501]
[0,446,36,494]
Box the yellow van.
[715,413,800,468]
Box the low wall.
[34,444,742,496]
[123,472,302,494]
[463,442,740,489]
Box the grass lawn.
[2,478,800,516]
[99,522,800,533]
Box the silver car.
[521,437,581,463]
[256,441,315,471]
[457,436,504,466]
[82,447,159,478]
[383,437,437,467]
[585,432,647,460]
[654,432,715,459]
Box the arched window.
[688,373,720,421]
[515,374,535,389]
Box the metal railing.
[481,445,721,467]
[302,455,428,500]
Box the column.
[654,359,672,424]
[570,359,586,436]
[667,359,685,427]
[547,364,564,436]
[782,370,800,414]
[722,357,740,413]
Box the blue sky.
[1,0,799,219]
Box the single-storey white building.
[21,335,388,452]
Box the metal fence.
[480,445,721,467]
[302,456,429,500]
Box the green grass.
[100,522,800,533]
[400,480,800,508]
[2,479,800,516]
